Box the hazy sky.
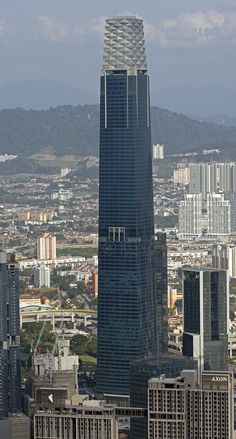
[0,0,236,92]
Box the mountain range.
[0,104,236,159]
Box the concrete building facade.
[34,263,51,288]
[34,400,119,439]
[37,233,56,260]
[148,370,234,439]
[207,193,231,236]
[173,167,190,185]
[178,194,202,239]
[212,244,236,278]
[189,162,236,199]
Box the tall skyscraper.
[178,194,202,239]
[37,233,56,260]
[183,269,229,374]
[97,16,164,397]
[0,252,21,419]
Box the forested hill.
[0,104,236,157]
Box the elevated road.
[20,308,97,330]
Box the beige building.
[148,370,234,439]
[0,414,30,439]
[167,286,177,309]
[92,271,98,297]
[34,399,119,439]
[173,167,190,185]
[37,233,56,260]
[20,210,54,223]
[24,339,79,418]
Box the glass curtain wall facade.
[97,17,165,396]
[183,269,228,374]
[0,253,21,419]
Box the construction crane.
[32,287,64,356]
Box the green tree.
[70,334,97,357]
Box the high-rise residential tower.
[178,194,202,239]
[37,233,56,260]
[34,263,51,288]
[189,162,236,199]
[225,191,236,232]
[212,244,236,279]
[0,253,21,419]
[97,16,165,398]
[207,193,231,236]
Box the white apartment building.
[212,244,236,278]
[52,189,74,201]
[189,162,236,199]
[207,193,231,236]
[178,194,202,239]
[153,144,164,160]
[34,264,51,288]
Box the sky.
[0,0,236,93]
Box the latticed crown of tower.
[102,16,147,73]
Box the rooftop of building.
[102,15,147,73]
[110,16,138,20]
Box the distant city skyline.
[0,0,235,95]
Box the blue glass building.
[183,269,228,373]
[0,253,21,418]
[97,17,167,397]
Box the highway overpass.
[20,309,97,330]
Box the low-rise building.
[34,399,119,439]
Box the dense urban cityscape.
[0,7,236,439]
